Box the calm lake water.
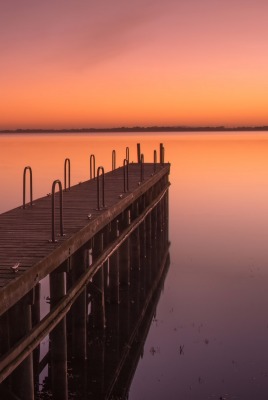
[1,131,268,399]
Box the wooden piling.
[49,266,68,400]
[9,296,34,400]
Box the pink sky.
[1,0,268,129]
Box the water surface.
[1,131,268,399]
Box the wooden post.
[31,284,41,384]
[137,143,141,163]
[70,249,88,360]
[9,296,34,400]
[50,266,68,400]
[92,231,106,329]
[119,210,130,287]
[109,220,120,304]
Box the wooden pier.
[0,152,170,399]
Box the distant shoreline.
[1,126,268,134]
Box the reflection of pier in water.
[44,209,169,399]
[0,146,170,400]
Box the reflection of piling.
[49,264,68,400]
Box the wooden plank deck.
[0,163,170,316]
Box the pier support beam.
[50,266,68,400]
[9,296,34,400]
[92,231,106,329]
[109,220,120,305]
[70,248,88,361]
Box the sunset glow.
[1,0,268,129]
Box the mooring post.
[160,143,165,164]
[70,249,88,360]
[9,296,34,400]
[153,150,157,173]
[112,150,116,170]
[137,143,141,163]
[92,231,106,329]
[49,265,68,400]
[90,154,96,180]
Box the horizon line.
[1,125,268,133]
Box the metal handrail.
[140,154,144,182]
[90,154,96,180]
[50,179,64,243]
[126,147,130,162]
[64,158,71,191]
[23,166,33,209]
[123,159,129,193]
[97,166,105,210]
[112,150,116,170]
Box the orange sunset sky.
[1,0,268,130]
